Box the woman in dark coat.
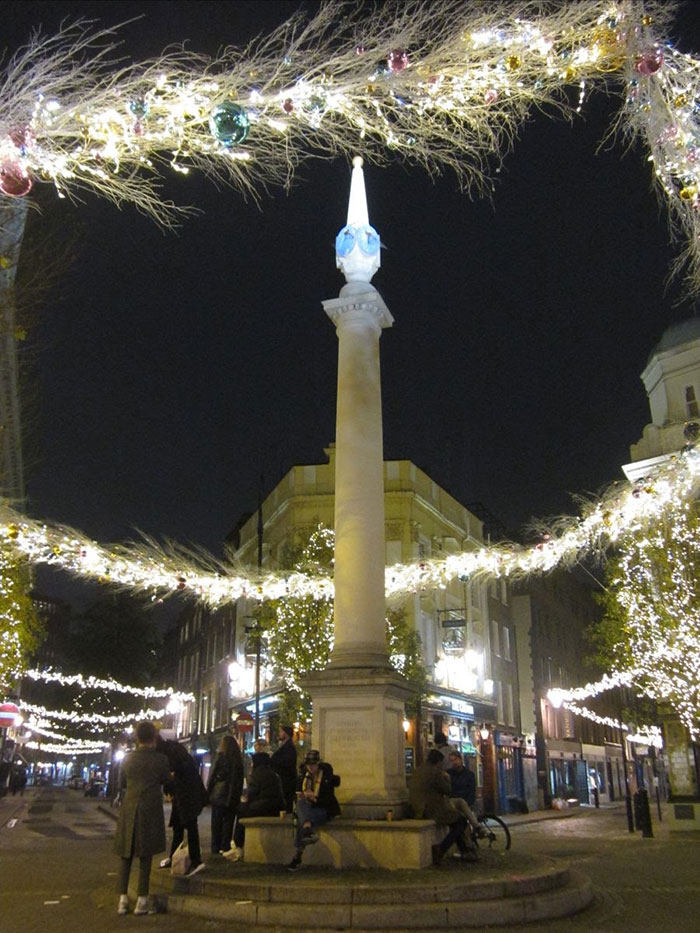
[206,733,244,854]
[157,735,207,874]
[114,720,171,916]
[229,751,286,858]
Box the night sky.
[6,1,700,606]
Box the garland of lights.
[1,2,700,290]
[560,700,664,747]
[20,700,170,728]
[3,443,700,605]
[19,667,194,703]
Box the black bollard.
[633,788,653,838]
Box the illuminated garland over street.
[20,700,169,729]
[3,443,699,605]
[1,1,700,288]
[20,667,194,703]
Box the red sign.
[0,702,20,728]
[235,712,254,733]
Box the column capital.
[323,284,393,330]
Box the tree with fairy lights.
[0,542,43,686]
[593,497,700,738]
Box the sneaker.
[301,831,319,847]
[431,844,444,866]
[117,895,129,915]
[222,847,244,861]
[133,896,151,916]
[287,855,302,872]
[159,856,172,869]
[186,862,205,877]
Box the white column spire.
[335,156,381,286]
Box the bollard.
[633,788,653,838]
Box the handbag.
[209,779,229,807]
[170,841,191,876]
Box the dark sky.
[6,1,700,604]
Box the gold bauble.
[674,94,689,109]
[506,55,521,71]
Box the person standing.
[434,732,456,770]
[206,733,244,856]
[227,751,286,860]
[157,733,207,876]
[113,720,171,916]
[408,748,472,865]
[288,749,340,872]
[270,724,297,812]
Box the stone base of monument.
[242,816,441,870]
[667,798,700,831]
[155,840,594,929]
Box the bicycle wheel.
[477,814,511,851]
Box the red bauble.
[0,163,32,197]
[635,49,663,75]
[387,49,409,72]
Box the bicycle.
[471,813,511,852]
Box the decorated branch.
[2,1,700,287]
[3,439,700,605]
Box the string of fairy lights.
[0,0,699,291]
[3,440,699,606]
[4,1,700,749]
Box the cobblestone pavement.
[1,788,698,932]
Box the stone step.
[151,856,594,929]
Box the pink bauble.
[635,49,663,75]
[484,88,499,104]
[387,49,409,72]
[0,162,32,197]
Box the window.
[490,620,500,656]
[502,625,511,661]
[686,385,699,418]
[504,683,514,726]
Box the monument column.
[305,157,413,818]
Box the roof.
[648,317,700,363]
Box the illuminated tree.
[594,497,700,737]
[0,542,43,687]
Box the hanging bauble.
[8,127,33,152]
[387,49,409,72]
[679,186,697,201]
[302,92,327,116]
[282,98,295,114]
[132,121,144,136]
[484,88,499,104]
[208,101,250,146]
[506,55,521,71]
[674,93,689,109]
[0,162,32,197]
[129,98,148,118]
[635,49,663,75]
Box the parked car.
[84,778,106,797]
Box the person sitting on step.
[287,749,340,872]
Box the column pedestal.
[304,666,415,819]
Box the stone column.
[304,158,413,818]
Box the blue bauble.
[209,101,250,146]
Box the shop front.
[546,738,588,806]
[421,690,497,811]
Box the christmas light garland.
[20,700,168,729]
[2,2,700,288]
[3,442,699,605]
[19,666,194,703]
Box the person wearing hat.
[288,749,340,872]
[270,724,298,813]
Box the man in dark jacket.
[270,724,297,812]
[408,749,472,865]
[228,751,286,859]
[156,735,207,875]
[288,749,340,872]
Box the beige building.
[227,444,523,812]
